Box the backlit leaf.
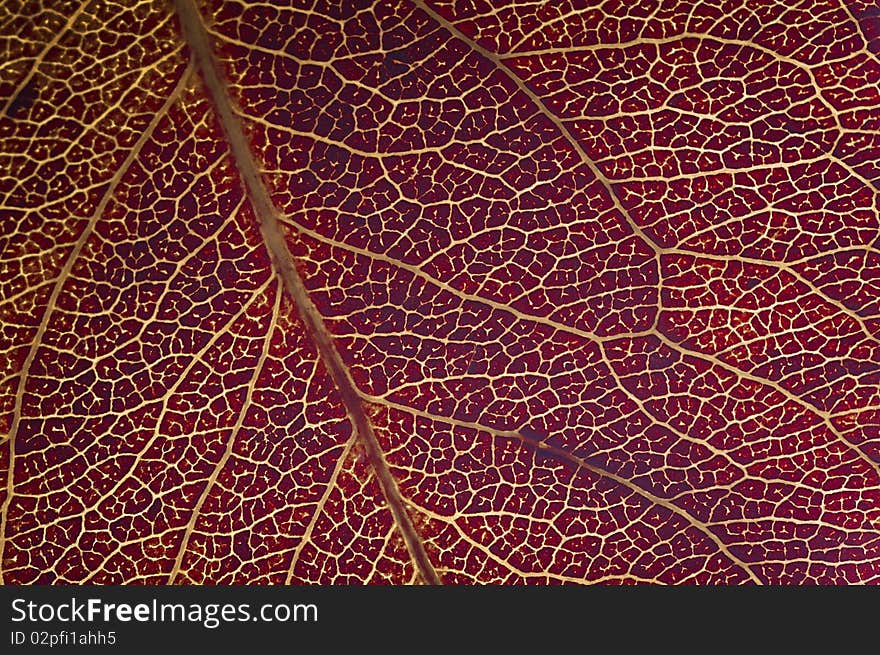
[1,0,879,584]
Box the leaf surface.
[1,0,879,584]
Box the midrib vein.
[172,0,441,585]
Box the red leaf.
[2,0,879,584]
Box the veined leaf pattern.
[1,0,879,584]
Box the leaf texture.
[1,0,879,584]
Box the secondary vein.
[172,0,441,585]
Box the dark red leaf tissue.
[1,0,879,584]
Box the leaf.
[1,0,879,584]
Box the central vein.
[171,0,441,585]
